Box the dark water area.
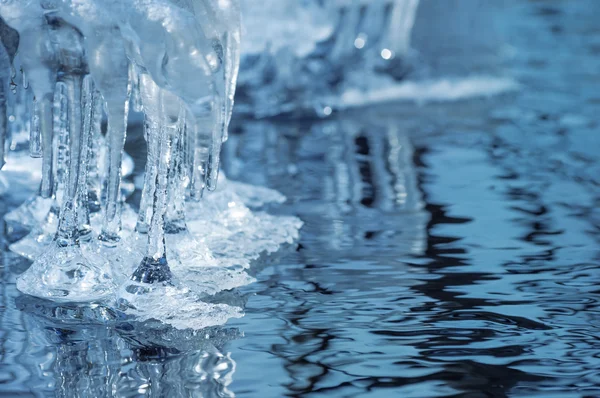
[1,0,600,397]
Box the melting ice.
[0,0,301,330]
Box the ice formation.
[0,0,301,329]
[237,0,422,116]
[237,0,515,117]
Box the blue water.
[1,0,600,396]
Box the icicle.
[15,20,116,302]
[132,76,172,284]
[0,40,9,170]
[189,82,226,196]
[0,77,6,170]
[18,20,61,199]
[220,1,242,143]
[55,73,84,248]
[190,122,209,200]
[204,1,242,189]
[165,102,188,233]
[146,102,170,265]
[39,91,55,198]
[10,81,70,249]
[129,63,143,113]
[86,88,103,212]
[54,82,70,190]
[206,94,224,191]
[3,81,67,235]
[182,113,193,194]
[143,145,172,281]
[134,75,160,236]
[29,98,42,158]
[135,93,159,234]
[75,75,95,242]
[21,69,28,89]
[95,49,130,244]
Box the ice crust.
[14,171,302,329]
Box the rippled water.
[1,0,600,397]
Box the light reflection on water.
[1,0,600,396]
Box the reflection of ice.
[224,115,428,257]
[13,295,240,397]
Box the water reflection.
[222,113,438,396]
[223,45,600,394]
[12,295,239,397]
[224,114,427,257]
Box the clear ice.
[0,0,301,329]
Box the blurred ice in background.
[237,0,516,117]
